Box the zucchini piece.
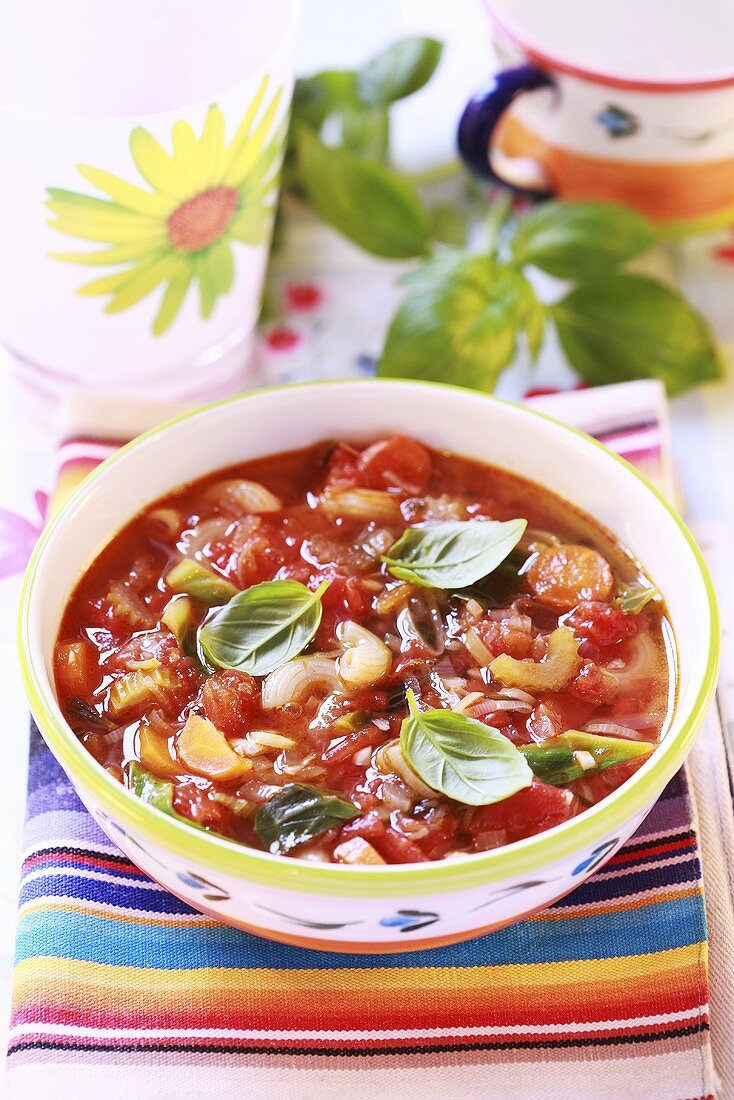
[108,666,178,718]
[165,559,237,605]
[334,837,386,865]
[106,580,155,628]
[490,627,581,692]
[520,730,654,785]
[161,594,197,645]
[331,710,370,734]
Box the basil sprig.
[198,579,329,677]
[284,35,720,396]
[376,201,722,396]
[399,690,532,806]
[382,518,526,589]
[255,783,359,853]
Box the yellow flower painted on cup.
[47,77,285,335]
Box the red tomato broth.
[54,436,674,865]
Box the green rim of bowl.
[18,379,720,898]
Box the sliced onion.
[374,740,435,799]
[607,712,663,730]
[464,598,484,620]
[292,764,327,780]
[438,672,470,694]
[467,697,531,718]
[432,654,457,679]
[96,726,125,749]
[584,720,653,741]
[451,689,484,714]
[374,582,415,615]
[249,729,297,751]
[464,627,493,666]
[493,687,537,705]
[488,610,532,632]
[391,810,429,839]
[178,517,230,558]
[380,774,415,813]
[240,780,284,801]
[398,590,446,657]
[607,633,659,683]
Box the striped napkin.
[7,380,727,1100]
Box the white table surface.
[1,1,733,1087]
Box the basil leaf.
[129,763,206,832]
[295,126,429,258]
[378,253,544,389]
[382,518,526,589]
[510,201,657,279]
[520,730,653,785]
[255,783,359,853]
[552,274,723,395]
[428,202,469,246]
[616,583,659,614]
[400,691,532,805]
[198,579,329,677]
[357,37,443,106]
[292,71,389,161]
[293,70,359,131]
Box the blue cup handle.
[458,64,555,195]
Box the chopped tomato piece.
[570,661,619,705]
[570,758,645,804]
[200,669,259,738]
[417,806,461,860]
[321,724,385,765]
[324,442,361,487]
[358,436,432,493]
[565,600,639,648]
[317,574,372,644]
[55,639,101,697]
[172,779,236,836]
[340,809,387,843]
[475,617,534,659]
[469,779,578,846]
[374,827,428,863]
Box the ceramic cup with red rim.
[458,0,734,230]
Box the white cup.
[0,0,301,400]
[458,0,734,231]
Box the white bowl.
[19,380,719,952]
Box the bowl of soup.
[19,380,719,951]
